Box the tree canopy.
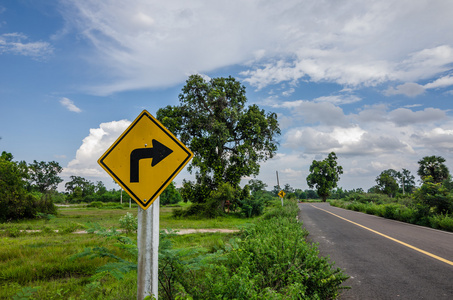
[417,155,449,184]
[157,74,280,197]
[375,169,399,197]
[306,152,343,202]
[28,160,63,193]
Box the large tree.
[28,160,63,193]
[417,156,449,184]
[306,152,343,202]
[375,169,399,197]
[157,75,280,197]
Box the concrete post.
[137,197,159,300]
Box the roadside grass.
[329,199,453,232]
[0,204,254,299]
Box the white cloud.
[388,107,446,127]
[314,94,362,105]
[414,127,453,152]
[384,82,425,97]
[0,33,53,58]
[60,97,82,113]
[290,101,350,127]
[280,168,303,178]
[424,74,453,89]
[63,120,131,178]
[59,0,453,95]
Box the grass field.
[0,204,253,299]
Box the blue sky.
[2,0,453,192]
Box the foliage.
[157,74,280,194]
[210,182,236,212]
[119,212,138,234]
[375,169,399,197]
[70,200,347,299]
[27,160,63,193]
[417,155,449,184]
[160,182,183,206]
[414,176,453,215]
[12,286,40,300]
[429,213,453,231]
[307,152,343,201]
[178,199,348,299]
[0,152,57,222]
[237,185,266,218]
[399,168,416,194]
[331,190,453,232]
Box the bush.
[430,214,453,231]
[86,201,104,208]
[80,199,348,299]
[238,197,264,218]
[178,199,348,299]
[119,212,138,234]
[172,198,222,219]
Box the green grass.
[0,204,255,299]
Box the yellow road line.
[310,204,453,267]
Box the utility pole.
[276,171,283,206]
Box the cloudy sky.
[2,0,453,192]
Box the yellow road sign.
[98,110,193,210]
[278,190,286,198]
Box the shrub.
[87,201,103,208]
[181,200,348,299]
[429,214,453,231]
[76,199,348,299]
[119,212,137,234]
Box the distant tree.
[95,181,107,195]
[332,187,346,199]
[283,183,294,194]
[65,176,95,201]
[417,156,449,184]
[160,182,183,206]
[28,160,63,193]
[305,189,318,199]
[375,170,399,197]
[306,152,343,202]
[398,168,416,194]
[248,179,267,194]
[0,152,55,221]
[157,74,280,199]
[271,185,281,197]
[294,189,306,200]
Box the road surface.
[298,203,453,299]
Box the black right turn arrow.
[130,139,173,182]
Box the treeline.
[329,155,453,231]
[0,152,59,222]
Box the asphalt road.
[298,203,453,300]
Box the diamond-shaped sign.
[278,190,286,198]
[98,110,193,210]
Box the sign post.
[98,110,193,300]
[137,197,159,299]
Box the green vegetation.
[330,190,453,232]
[0,205,255,299]
[0,201,348,299]
[157,74,280,216]
[307,152,343,201]
[0,152,58,222]
[327,155,453,232]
